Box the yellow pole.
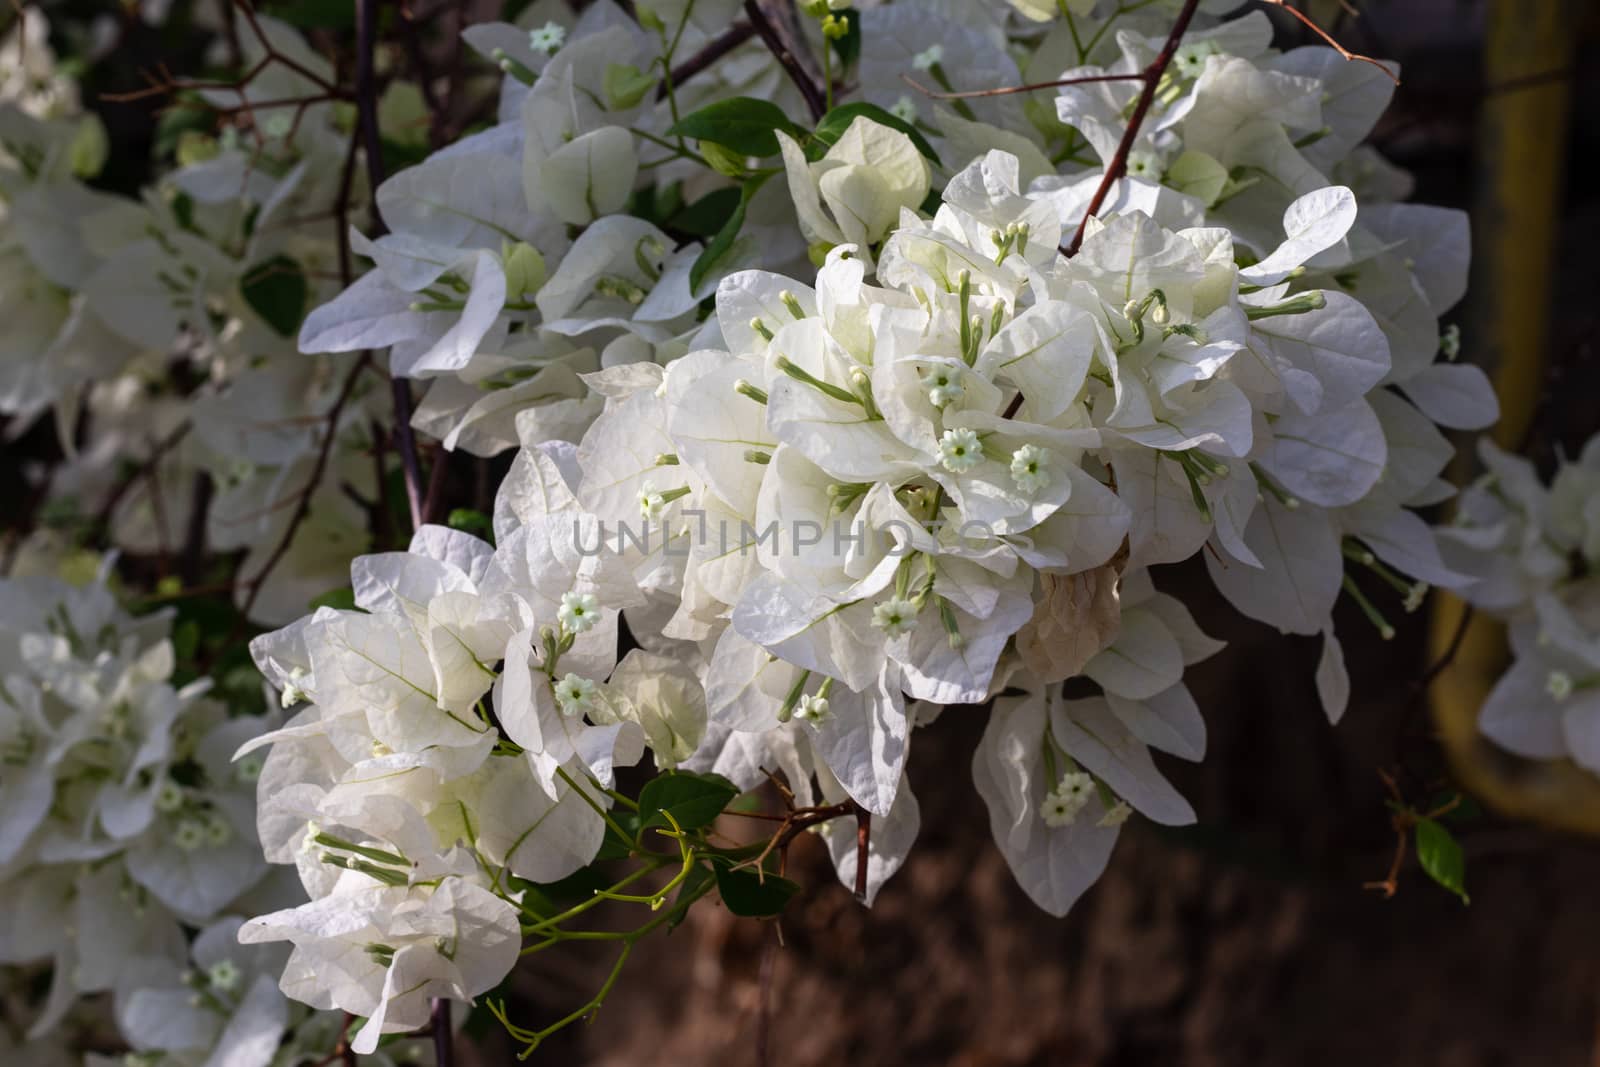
[1427,0,1600,832]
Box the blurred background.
[22,0,1600,1063]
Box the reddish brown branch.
[1262,0,1399,85]
[354,0,427,531]
[743,0,825,120]
[664,20,757,98]
[852,806,871,902]
[1063,0,1203,256]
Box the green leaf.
[671,187,744,237]
[1415,817,1469,904]
[667,97,802,157]
[262,0,356,30]
[307,587,357,612]
[240,255,309,337]
[688,175,768,295]
[171,619,200,664]
[711,856,800,918]
[637,771,739,833]
[811,102,941,165]
[447,508,494,541]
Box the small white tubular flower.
[1125,150,1162,180]
[938,428,984,473]
[911,44,944,71]
[1404,582,1430,614]
[1098,801,1134,828]
[871,596,920,638]
[793,693,832,726]
[889,94,918,123]
[174,819,208,851]
[206,959,241,993]
[558,591,600,634]
[1440,324,1462,360]
[920,365,964,408]
[1040,793,1078,828]
[527,21,565,54]
[1009,444,1051,493]
[638,483,667,521]
[280,665,310,709]
[1040,771,1095,828]
[554,673,597,717]
[1546,670,1574,702]
[204,810,233,846]
[155,779,185,813]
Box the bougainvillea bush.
[0,0,1538,1060]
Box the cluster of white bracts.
[1438,439,1600,775]
[0,0,1512,1055]
[0,566,305,1064]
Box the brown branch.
[420,441,450,528]
[237,352,373,620]
[900,70,1144,101]
[232,0,340,93]
[1261,0,1398,86]
[1416,605,1475,693]
[91,422,192,550]
[732,797,856,879]
[355,0,427,532]
[1063,0,1203,256]
[1363,769,1409,898]
[852,805,871,903]
[663,20,757,99]
[431,998,454,1067]
[743,0,825,120]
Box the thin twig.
[232,0,340,92]
[237,353,372,620]
[92,422,192,539]
[663,20,757,98]
[743,0,825,120]
[1261,0,1399,85]
[900,70,1144,100]
[1416,605,1475,693]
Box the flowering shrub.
[0,0,1546,1060]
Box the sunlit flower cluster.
[0,0,1522,1058]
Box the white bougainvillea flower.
[239,874,520,1053]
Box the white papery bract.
[0,0,1503,1058]
[1437,437,1600,775]
[0,566,277,1041]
